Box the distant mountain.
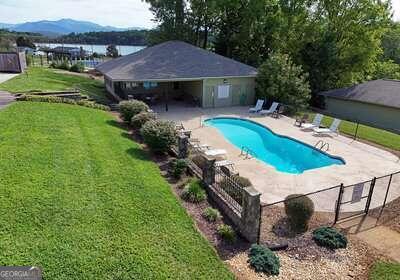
[0,19,144,37]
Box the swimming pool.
[204,118,345,174]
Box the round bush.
[313,227,347,249]
[171,159,188,179]
[119,100,149,122]
[140,120,177,153]
[70,63,85,73]
[284,194,314,233]
[131,111,156,129]
[181,179,206,203]
[248,244,280,275]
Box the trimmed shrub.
[313,227,347,250]
[17,95,110,111]
[217,224,236,243]
[140,120,177,153]
[171,159,188,179]
[131,111,156,129]
[70,63,85,73]
[50,61,70,71]
[248,244,280,275]
[202,207,221,222]
[284,194,314,233]
[119,100,149,122]
[181,179,206,203]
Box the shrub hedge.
[313,227,347,249]
[70,63,85,73]
[140,120,177,153]
[131,111,156,129]
[284,194,314,233]
[119,100,149,122]
[18,95,110,111]
[248,244,280,275]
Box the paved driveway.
[0,73,19,84]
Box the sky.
[0,0,399,28]
[0,0,155,28]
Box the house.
[0,51,27,73]
[50,46,85,59]
[319,79,400,133]
[95,41,257,108]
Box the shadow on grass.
[106,119,127,130]
[126,146,150,162]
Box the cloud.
[0,0,155,28]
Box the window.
[217,85,230,99]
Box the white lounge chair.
[313,119,341,136]
[215,160,234,167]
[260,102,279,115]
[302,114,323,130]
[204,149,227,157]
[249,99,264,113]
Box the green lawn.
[0,102,233,280]
[369,262,400,280]
[307,113,400,152]
[0,67,111,104]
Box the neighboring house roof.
[96,41,257,81]
[319,79,400,110]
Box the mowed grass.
[369,262,400,280]
[308,113,400,151]
[0,102,233,280]
[0,67,110,104]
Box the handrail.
[314,140,329,152]
[240,146,257,159]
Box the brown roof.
[96,41,257,81]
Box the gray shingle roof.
[319,79,400,109]
[96,41,257,81]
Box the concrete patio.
[154,103,400,211]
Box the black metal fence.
[214,166,243,214]
[258,171,400,244]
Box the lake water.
[35,43,146,56]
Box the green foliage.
[284,194,314,233]
[171,159,188,179]
[106,44,119,57]
[130,111,156,129]
[256,53,311,112]
[140,120,177,153]
[202,207,221,222]
[0,102,233,279]
[50,61,70,71]
[217,224,236,243]
[381,22,400,64]
[18,95,110,111]
[369,262,400,280]
[370,60,400,80]
[70,63,85,73]
[0,67,111,105]
[313,227,347,250]
[16,36,36,49]
[119,100,149,122]
[181,179,206,203]
[248,244,280,275]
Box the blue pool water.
[204,118,345,174]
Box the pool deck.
[154,104,400,211]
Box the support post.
[177,134,189,159]
[201,157,215,186]
[354,122,359,140]
[241,186,261,243]
[365,177,376,214]
[334,184,344,224]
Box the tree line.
[144,0,400,105]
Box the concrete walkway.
[0,73,19,84]
[0,91,15,109]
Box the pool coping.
[204,116,346,172]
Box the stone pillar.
[177,134,189,159]
[240,186,261,243]
[202,157,216,186]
